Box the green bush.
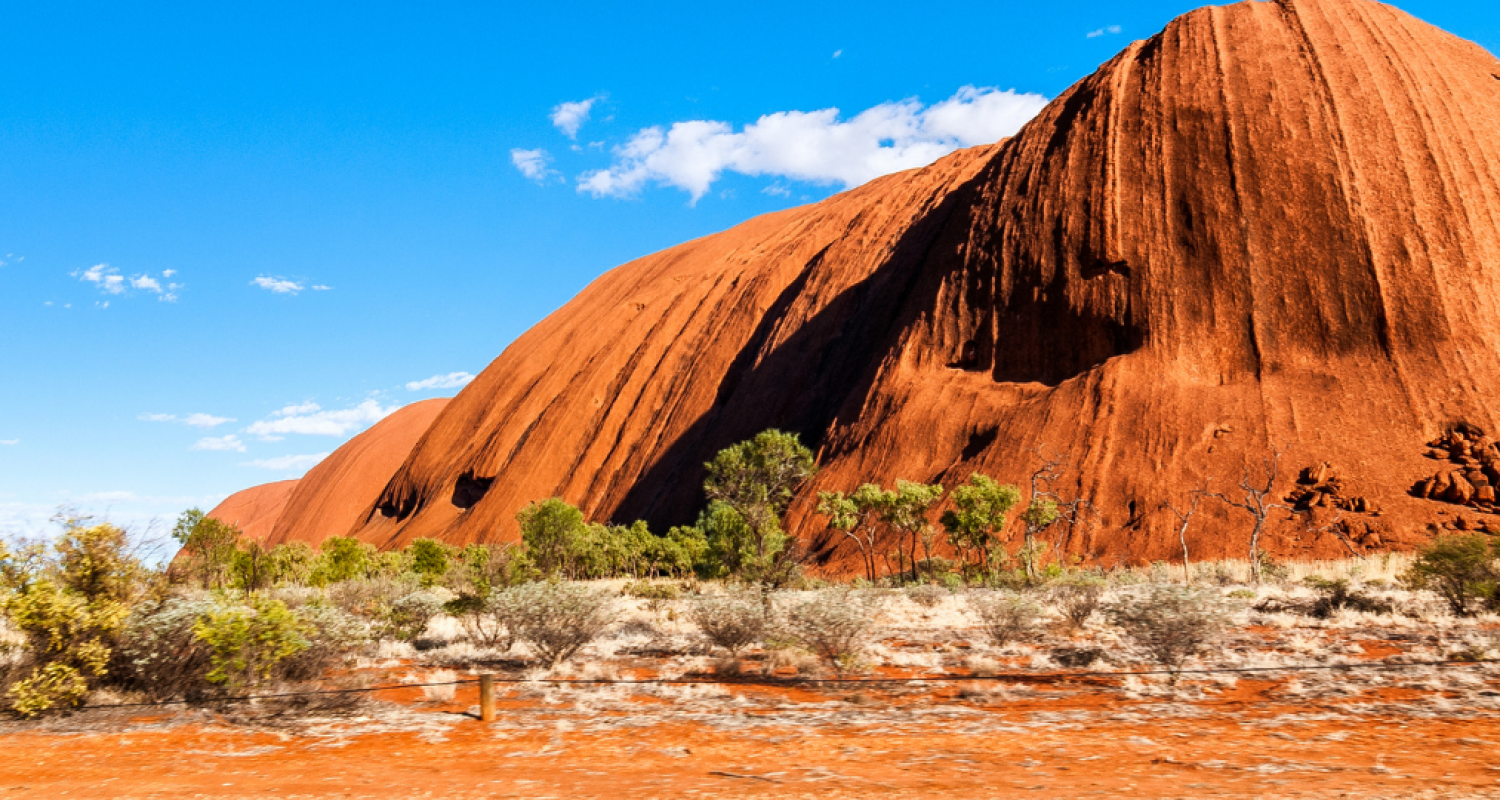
[1400,535,1499,617]
[193,596,312,691]
[406,539,453,588]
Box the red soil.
[5,670,1497,798]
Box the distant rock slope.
[208,398,448,546]
[227,0,1500,568]
[207,479,298,543]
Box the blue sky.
[1,0,1495,541]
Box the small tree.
[817,483,893,584]
[1162,486,1208,584]
[517,498,587,579]
[311,536,377,585]
[941,473,1022,579]
[171,508,241,590]
[881,480,944,584]
[703,430,817,582]
[406,538,453,587]
[1400,534,1499,617]
[1210,450,1289,585]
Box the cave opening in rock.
[452,472,495,510]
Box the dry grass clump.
[1106,585,1227,680]
[688,589,769,658]
[779,589,885,675]
[967,591,1045,647]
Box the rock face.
[209,398,449,547]
[254,0,1500,567]
[207,480,298,543]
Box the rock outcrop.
[207,480,298,543]
[225,0,1500,568]
[208,398,449,547]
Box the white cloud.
[1087,25,1123,38]
[311,284,331,291]
[577,85,1049,202]
[130,274,162,293]
[242,453,330,471]
[246,399,394,440]
[183,413,234,429]
[551,96,602,139]
[832,49,843,59]
[0,440,17,446]
[139,412,234,428]
[405,371,476,391]
[191,434,246,453]
[162,269,176,278]
[252,276,304,294]
[511,148,557,182]
[78,490,139,503]
[76,263,126,294]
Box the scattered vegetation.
[4,429,1496,722]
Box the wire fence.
[40,656,1500,713]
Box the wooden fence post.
[479,674,496,723]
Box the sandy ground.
[3,584,1498,798]
[2,664,1498,799]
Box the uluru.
[213,0,1500,570]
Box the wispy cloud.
[138,412,235,429]
[405,371,475,391]
[75,263,126,294]
[241,453,330,471]
[0,439,17,446]
[577,85,1049,202]
[551,96,602,139]
[1087,25,1122,38]
[251,276,304,294]
[511,148,557,182]
[191,434,246,453]
[245,399,395,441]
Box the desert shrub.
[1049,574,1106,628]
[905,583,948,609]
[780,589,885,674]
[406,539,453,588]
[114,596,218,701]
[1,522,140,716]
[445,589,526,651]
[1304,577,1394,618]
[518,499,588,579]
[1106,586,1226,680]
[1399,534,1499,617]
[968,591,1044,647]
[454,543,534,595]
[508,582,617,668]
[193,596,312,691]
[324,575,417,619]
[623,580,680,602]
[268,542,318,586]
[378,591,445,643]
[277,602,368,681]
[689,589,769,657]
[310,537,379,585]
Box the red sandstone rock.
[222,0,1500,568]
[207,480,298,543]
